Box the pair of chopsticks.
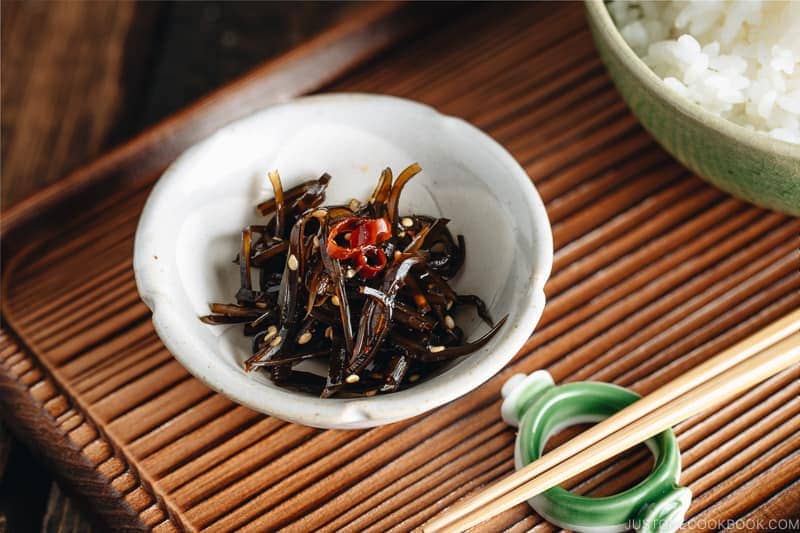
[421,308,800,532]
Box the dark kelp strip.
[202,165,507,397]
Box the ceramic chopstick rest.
[501,371,692,533]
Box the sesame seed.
[287,254,299,271]
[348,199,361,211]
[345,374,360,384]
[343,232,352,241]
[444,315,456,329]
[401,217,414,228]
[269,335,282,347]
[394,251,402,259]
[298,332,312,345]
[429,345,445,353]
[446,300,454,310]
[409,374,420,382]
[263,326,278,342]
[397,231,406,238]
[325,326,333,339]
[255,301,268,308]
[312,236,320,248]
[331,295,341,307]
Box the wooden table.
[1,2,798,532]
[0,2,354,529]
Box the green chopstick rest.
[501,371,691,533]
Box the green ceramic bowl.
[585,0,800,216]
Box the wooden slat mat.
[2,3,799,531]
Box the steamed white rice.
[608,0,800,144]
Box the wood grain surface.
[0,422,7,532]
[1,2,798,532]
[0,0,157,207]
[41,484,94,533]
[0,2,370,529]
[1,1,156,524]
[0,0,359,210]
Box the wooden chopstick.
[422,309,800,532]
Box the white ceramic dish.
[134,93,553,429]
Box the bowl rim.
[133,92,554,429]
[584,0,800,160]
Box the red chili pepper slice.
[349,217,391,249]
[326,217,362,259]
[356,246,387,278]
[326,217,392,261]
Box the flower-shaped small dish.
[134,94,552,429]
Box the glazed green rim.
[518,382,682,528]
[584,0,800,161]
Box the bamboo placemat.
[1,3,798,531]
